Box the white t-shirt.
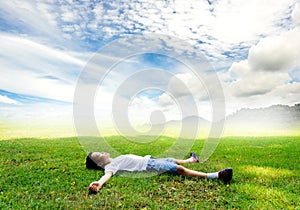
[104,154,151,175]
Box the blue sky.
[0,0,300,131]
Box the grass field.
[0,136,299,209]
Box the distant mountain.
[226,104,300,126]
[166,115,210,126]
[139,104,300,136]
[224,104,300,135]
[142,115,210,128]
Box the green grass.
[0,136,299,209]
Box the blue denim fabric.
[146,158,178,173]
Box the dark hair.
[86,152,103,170]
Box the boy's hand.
[89,181,101,194]
[88,173,112,194]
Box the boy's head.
[86,152,111,170]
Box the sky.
[0,0,300,137]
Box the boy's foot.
[218,168,233,183]
[190,152,199,163]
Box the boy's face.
[91,152,110,167]
[92,152,109,159]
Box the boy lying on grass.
[86,152,232,193]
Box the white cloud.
[248,28,300,72]
[156,72,216,120]
[222,26,300,113]
[1,67,75,102]
[2,0,295,64]
[128,96,167,125]
[0,0,60,38]
[10,0,289,65]
[209,0,292,43]
[0,95,19,105]
[167,73,208,100]
[273,82,300,101]
[226,27,300,97]
[228,60,290,97]
[0,34,86,101]
[156,0,296,61]
[224,80,300,117]
[292,3,300,25]
[0,34,85,66]
[60,4,78,22]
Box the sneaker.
[190,152,199,163]
[218,168,233,183]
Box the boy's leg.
[173,152,199,164]
[173,159,190,164]
[176,165,233,183]
[176,165,207,178]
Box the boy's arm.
[89,172,113,193]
